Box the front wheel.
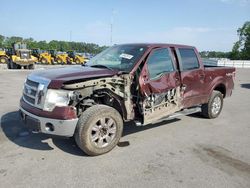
[28,64,34,69]
[201,91,223,119]
[9,61,21,69]
[74,105,123,156]
[7,61,11,69]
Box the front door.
[139,48,182,125]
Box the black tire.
[23,65,28,69]
[28,64,34,69]
[10,61,21,69]
[66,57,72,64]
[76,59,80,64]
[51,59,55,65]
[57,58,63,64]
[74,105,123,156]
[41,58,48,64]
[7,61,11,69]
[201,91,223,119]
[0,56,8,64]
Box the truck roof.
[117,43,194,49]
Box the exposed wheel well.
[77,90,127,121]
[214,84,226,98]
[102,93,127,120]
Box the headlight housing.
[44,89,73,111]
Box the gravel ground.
[0,67,249,188]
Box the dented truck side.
[20,43,235,155]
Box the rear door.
[176,48,206,107]
[139,47,182,125]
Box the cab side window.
[179,48,199,71]
[147,48,174,79]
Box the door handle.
[182,84,187,91]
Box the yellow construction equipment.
[0,49,9,64]
[67,51,86,64]
[48,50,68,64]
[32,49,54,64]
[56,52,68,64]
[6,43,37,69]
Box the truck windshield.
[87,45,148,72]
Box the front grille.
[23,79,39,105]
[24,85,37,96]
[22,75,50,109]
[26,79,39,88]
[23,93,36,104]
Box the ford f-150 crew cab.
[20,43,235,155]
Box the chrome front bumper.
[20,107,78,137]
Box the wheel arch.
[0,55,9,63]
[94,89,127,121]
[213,83,226,98]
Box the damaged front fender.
[63,74,135,121]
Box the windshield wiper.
[90,64,114,71]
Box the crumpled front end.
[20,74,78,137]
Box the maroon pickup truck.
[20,43,235,155]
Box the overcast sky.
[0,0,249,51]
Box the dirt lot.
[0,67,250,188]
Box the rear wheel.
[74,105,123,156]
[57,58,63,64]
[201,91,223,119]
[0,56,8,64]
[41,58,48,64]
[75,59,80,64]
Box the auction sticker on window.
[120,53,133,59]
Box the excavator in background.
[48,50,68,64]
[67,51,86,64]
[0,48,9,64]
[32,49,54,64]
[6,43,37,69]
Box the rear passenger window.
[147,48,175,79]
[179,48,199,70]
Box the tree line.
[0,36,107,54]
[0,21,249,59]
[201,21,250,60]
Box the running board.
[135,106,201,126]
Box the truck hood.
[29,66,118,89]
